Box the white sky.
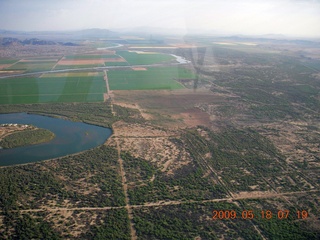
[0,0,319,37]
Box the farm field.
[5,61,58,72]
[116,50,176,65]
[0,72,105,104]
[54,53,128,69]
[64,54,119,59]
[108,66,195,90]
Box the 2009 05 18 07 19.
[212,210,308,220]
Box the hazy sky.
[0,0,319,37]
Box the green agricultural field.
[104,61,129,66]
[0,75,106,104]
[41,72,104,78]
[23,58,59,61]
[116,50,175,65]
[0,59,18,64]
[108,66,195,90]
[64,54,119,59]
[6,61,58,72]
[53,64,105,70]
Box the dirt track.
[17,189,319,213]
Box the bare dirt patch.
[117,136,192,173]
[234,191,276,199]
[132,67,147,71]
[174,108,212,127]
[113,89,224,128]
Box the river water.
[0,113,112,166]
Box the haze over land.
[0,0,320,38]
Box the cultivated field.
[116,50,176,65]
[108,66,195,90]
[0,73,106,104]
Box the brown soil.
[113,90,220,128]
[174,108,212,127]
[131,67,147,71]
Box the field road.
[115,137,138,240]
[0,62,189,79]
[13,189,318,240]
[15,189,319,213]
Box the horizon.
[0,0,320,38]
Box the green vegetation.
[0,102,140,128]
[0,145,125,211]
[104,61,129,66]
[0,59,18,64]
[0,213,61,239]
[178,46,319,120]
[84,209,131,239]
[116,50,175,65]
[0,40,319,238]
[241,199,319,240]
[133,203,262,240]
[108,67,195,90]
[53,64,105,70]
[182,126,316,193]
[122,151,226,204]
[6,61,58,72]
[1,128,55,148]
[0,75,106,104]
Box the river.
[0,113,112,166]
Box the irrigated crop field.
[116,50,175,65]
[6,61,58,72]
[108,66,194,90]
[0,72,105,104]
[0,50,189,104]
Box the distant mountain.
[220,35,320,46]
[0,28,119,40]
[0,37,80,46]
